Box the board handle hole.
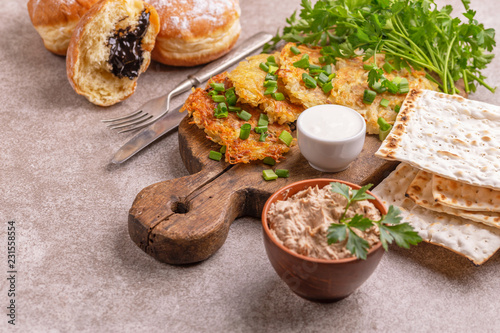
[171,199,190,214]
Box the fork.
[101,32,273,133]
[101,80,192,133]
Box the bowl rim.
[261,178,387,264]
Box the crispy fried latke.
[182,72,294,164]
[278,43,330,109]
[228,53,304,124]
[330,55,438,134]
[279,43,438,134]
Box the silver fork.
[101,80,192,133]
[101,32,273,133]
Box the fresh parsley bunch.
[265,0,495,94]
[327,182,422,260]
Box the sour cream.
[297,105,366,172]
[298,105,364,140]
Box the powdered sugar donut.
[66,0,160,106]
[27,0,100,55]
[148,0,241,66]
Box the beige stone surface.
[1,0,499,331]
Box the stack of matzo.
[373,89,500,265]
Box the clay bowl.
[261,179,386,302]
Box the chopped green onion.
[317,72,329,85]
[379,127,392,141]
[392,76,402,85]
[275,169,289,178]
[384,79,400,94]
[323,64,332,75]
[214,103,228,118]
[220,145,226,154]
[267,55,276,64]
[228,106,241,112]
[225,87,235,93]
[398,78,409,94]
[377,117,391,132]
[272,92,285,101]
[380,98,390,107]
[290,46,301,55]
[259,132,268,142]
[371,81,387,94]
[264,86,278,95]
[279,130,293,146]
[263,80,278,87]
[322,80,333,94]
[328,73,336,81]
[293,54,310,69]
[259,62,269,72]
[265,73,277,81]
[212,95,225,103]
[302,73,317,88]
[209,150,222,161]
[268,65,279,74]
[210,82,225,92]
[308,68,325,74]
[258,114,269,126]
[255,125,268,134]
[378,117,392,141]
[226,94,237,106]
[239,123,251,140]
[263,157,276,166]
[383,62,395,73]
[262,169,278,181]
[225,89,235,98]
[225,89,237,105]
[237,110,252,121]
[363,89,377,104]
[378,117,393,141]
[394,105,401,113]
[308,64,322,70]
[208,90,218,96]
[219,102,227,111]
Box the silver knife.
[111,32,273,164]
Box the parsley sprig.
[327,182,422,260]
[265,0,495,94]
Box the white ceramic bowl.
[297,104,366,172]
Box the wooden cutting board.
[128,116,398,265]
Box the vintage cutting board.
[128,116,398,264]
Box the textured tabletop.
[1,0,499,331]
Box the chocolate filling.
[108,9,150,80]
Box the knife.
[111,31,273,164]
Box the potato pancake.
[228,53,304,124]
[278,43,330,108]
[330,55,438,134]
[182,72,294,164]
[278,43,438,134]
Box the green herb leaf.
[368,68,384,87]
[382,205,403,225]
[379,222,422,250]
[348,214,374,232]
[376,205,422,250]
[351,184,375,202]
[346,228,370,260]
[268,0,496,94]
[330,182,351,200]
[327,223,347,244]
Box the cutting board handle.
[128,166,263,264]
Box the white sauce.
[299,105,364,140]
